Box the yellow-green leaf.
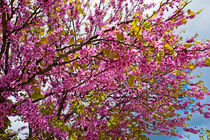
[130,25,142,36]
[180,18,187,24]
[187,114,192,120]
[170,19,175,23]
[70,30,76,35]
[130,26,137,35]
[74,52,79,58]
[196,9,203,14]
[172,70,180,76]
[40,103,54,115]
[70,38,74,45]
[69,133,77,140]
[184,43,193,48]
[164,43,173,51]
[151,12,158,18]
[188,63,195,70]
[143,22,151,31]
[205,57,210,66]
[92,65,99,69]
[50,13,56,17]
[147,55,152,62]
[63,56,70,62]
[77,6,85,16]
[39,30,44,36]
[134,12,140,17]
[107,122,111,127]
[150,78,154,84]
[56,6,60,11]
[187,9,194,15]
[130,18,139,26]
[58,30,65,35]
[40,37,49,44]
[21,29,26,33]
[128,75,135,87]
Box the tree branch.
[0,0,7,60]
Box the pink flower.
[186,38,194,43]
[184,111,189,114]
[183,128,200,134]
[204,112,210,119]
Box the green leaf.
[168,106,173,111]
[155,51,164,63]
[138,135,148,140]
[40,103,54,115]
[103,49,118,59]
[147,55,152,62]
[196,9,203,14]
[128,75,135,87]
[115,32,124,41]
[31,86,44,99]
[107,122,111,127]
[205,57,210,66]
[103,49,112,58]
[31,92,44,99]
[143,22,151,31]
[142,40,148,46]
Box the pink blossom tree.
[0,0,210,139]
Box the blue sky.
[149,0,210,139]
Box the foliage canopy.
[0,0,210,139]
